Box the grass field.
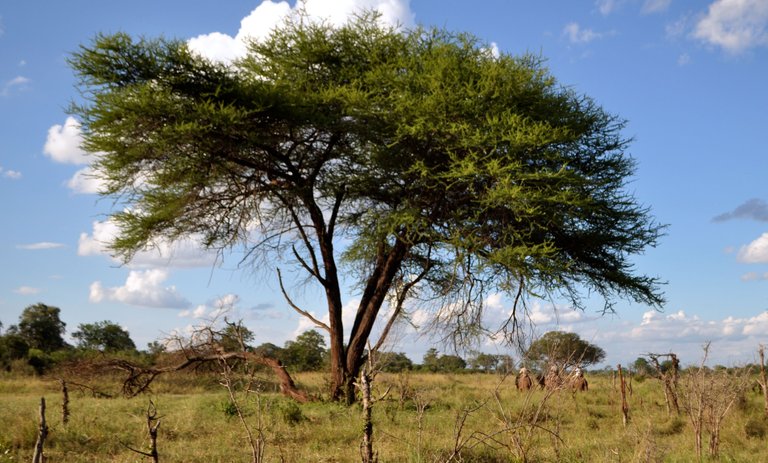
[1,370,766,462]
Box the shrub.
[26,348,50,374]
[745,417,767,439]
[220,400,239,418]
[277,400,305,426]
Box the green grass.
[1,372,766,462]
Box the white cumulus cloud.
[43,117,108,193]
[188,0,414,63]
[89,269,191,308]
[43,116,90,165]
[632,309,740,343]
[737,232,768,263]
[694,0,768,53]
[66,166,106,194]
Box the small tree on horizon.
[282,330,327,372]
[525,331,605,370]
[72,320,137,352]
[17,304,68,353]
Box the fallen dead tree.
[104,351,308,402]
[60,319,310,403]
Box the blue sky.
[1,0,767,367]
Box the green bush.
[277,400,305,426]
[745,417,767,439]
[220,400,239,418]
[26,349,50,375]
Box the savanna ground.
[1,369,766,462]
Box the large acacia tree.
[70,14,663,402]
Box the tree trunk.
[327,298,348,401]
[304,192,348,402]
[341,240,408,404]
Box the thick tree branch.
[327,186,345,239]
[346,238,409,379]
[285,203,326,286]
[372,257,431,354]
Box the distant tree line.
[0,303,139,374]
[1,303,617,377]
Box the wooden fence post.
[32,397,48,463]
[60,379,70,425]
[617,364,629,427]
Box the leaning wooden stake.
[32,397,48,463]
[125,400,161,463]
[60,379,70,425]
[617,364,629,427]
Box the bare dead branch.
[122,400,161,463]
[497,275,525,339]
[291,244,322,281]
[277,268,331,334]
